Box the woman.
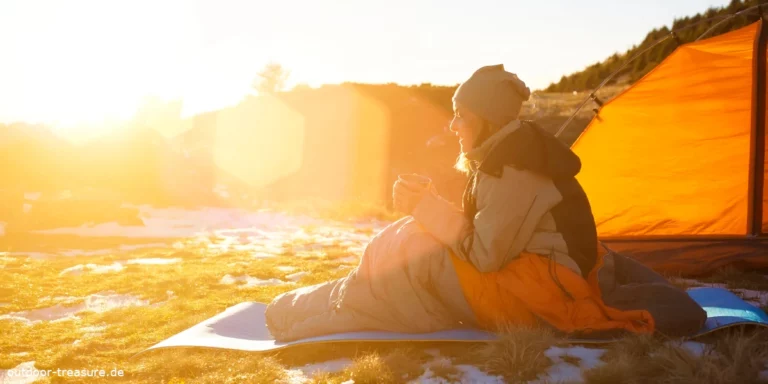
[266,65,706,341]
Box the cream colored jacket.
[412,120,582,274]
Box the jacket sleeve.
[412,168,545,273]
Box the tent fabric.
[573,22,759,238]
[603,239,768,276]
[762,30,768,233]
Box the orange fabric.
[450,251,654,335]
[572,22,759,237]
[763,28,768,234]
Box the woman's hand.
[393,178,436,215]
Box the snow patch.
[285,272,308,282]
[11,243,168,260]
[282,369,308,384]
[126,258,181,265]
[24,192,41,201]
[733,289,768,307]
[533,346,606,384]
[219,274,288,288]
[411,357,504,384]
[9,252,57,260]
[337,256,358,264]
[118,243,168,252]
[59,249,114,257]
[291,358,353,379]
[0,361,39,384]
[759,363,768,382]
[80,324,107,338]
[0,292,149,325]
[679,341,710,357]
[276,266,297,272]
[59,262,124,276]
[295,250,327,258]
[33,206,322,238]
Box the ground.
[1,203,768,384]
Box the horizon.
[1,0,731,129]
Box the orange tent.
[572,20,768,276]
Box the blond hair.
[454,153,474,175]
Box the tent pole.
[748,16,767,237]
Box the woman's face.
[450,102,484,153]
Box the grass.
[584,330,768,384]
[465,326,556,383]
[1,209,768,383]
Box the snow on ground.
[285,272,308,282]
[532,346,606,384]
[283,358,354,383]
[59,262,124,276]
[0,361,39,384]
[59,249,114,257]
[8,252,58,260]
[219,274,289,288]
[37,296,81,305]
[679,341,710,357]
[34,206,323,238]
[79,325,108,338]
[411,356,504,384]
[734,289,768,307]
[759,363,768,382]
[204,220,378,260]
[276,266,297,272]
[24,192,41,201]
[9,243,169,260]
[0,292,149,325]
[126,258,182,265]
[117,243,169,252]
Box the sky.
[0,0,732,128]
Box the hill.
[545,0,768,92]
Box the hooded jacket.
[412,119,593,275]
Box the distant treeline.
[545,0,768,92]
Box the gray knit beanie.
[453,64,531,127]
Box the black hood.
[478,121,581,180]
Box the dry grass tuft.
[585,330,768,384]
[466,326,555,383]
[342,353,396,384]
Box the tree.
[252,62,290,94]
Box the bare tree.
[253,62,290,94]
